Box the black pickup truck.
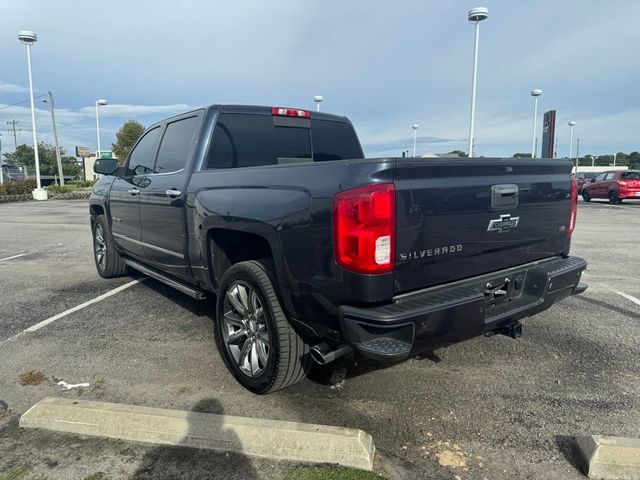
[90,104,587,394]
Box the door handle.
[127,188,140,195]
[166,189,182,197]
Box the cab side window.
[154,116,200,174]
[128,127,161,176]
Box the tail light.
[271,107,310,118]
[568,175,578,236]
[333,183,395,274]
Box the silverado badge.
[487,214,519,233]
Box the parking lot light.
[18,30,46,200]
[467,7,489,158]
[95,99,108,160]
[568,120,576,168]
[314,95,323,112]
[530,89,542,158]
[412,124,419,157]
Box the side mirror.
[94,158,119,175]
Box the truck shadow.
[130,398,260,480]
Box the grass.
[90,377,105,391]
[284,466,386,480]
[18,370,46,386]
[0,467,31,480]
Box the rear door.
[393,158,573,294]
[139,112,203,279]
[109,126,161,257]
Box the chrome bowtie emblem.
[487,214,519,233]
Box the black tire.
[92,215,128,278]
[214,260,311,394]
[582,189,591,202]
[608,191,622,205]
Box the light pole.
[530,89,542,158]
[95,99,108,160]
[412,124,419,157]
[568,121,576,171]
[314,95,323,112]
[42,91,64,185]
[467,7,488,158]
[18,30,46,200]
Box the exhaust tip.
[310,342,352,365]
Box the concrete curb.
[576,435,640,479]
[20,397,375,471]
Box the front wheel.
[214,260,310,394]
[582,190,591,202]
[92,215,128,278]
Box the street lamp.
[530,89,542,158]
[18,30,47,200]
[95,99,108,160]
[412,124,419,157]
[467,6,488,158]
[314,95,323,112]
[568,121,576,159]
[42,91,64,185]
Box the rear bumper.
[619,188,640,199]
[339,256,587,361]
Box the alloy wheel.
[222,281,271,378]
[94,223,107,271]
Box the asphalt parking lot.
[1,198,639,480]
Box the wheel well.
[208,229,273,288]
[90,204,104,221]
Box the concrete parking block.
[20,397,375,471]
[576,435,640,479]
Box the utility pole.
[554,137,558,158]
[44,91,64,185]
[613,153,616,166]
[576,138,580,168]
[7,120,21,149]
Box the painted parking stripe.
[602,284,640,307]
[0,254,26,262]
[3,280,140,344]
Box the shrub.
[0,179,37,196]
[45,184,77,194]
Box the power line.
[0,94,47,111]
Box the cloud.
[0,82,28,94]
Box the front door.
[109,126,161,257]
[139,112,203,280]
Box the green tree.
[3,143,82,178]
[112,120,145,164]
[512,152,532,158]
[447,150,468,157]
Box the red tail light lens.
[569,175,578,235]
[271,107,310,118]
[333,183,395,274]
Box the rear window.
[205,114,362,169]
[621,171,640,180]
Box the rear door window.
[206,114,276,169]
[604,172,616,180]
[154,115,200,174]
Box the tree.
[112,120,145,164]
[512,152,532,158]
[447,150,468,157]
[3,143,82,178]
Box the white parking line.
[2,279,141,344]
[0,253,26,262]
[602,284,640,307]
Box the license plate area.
[483,273,526,309]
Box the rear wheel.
[214,260,310,394]
[582,189,591,202]
[92,215,127,278]
[608,191,622,205]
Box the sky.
[1,0,639,160]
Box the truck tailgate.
[393,158,573,294]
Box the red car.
[582,170,640,204]
[573,172,599,193]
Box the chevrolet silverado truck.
[90,104,587,394]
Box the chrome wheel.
[222,281,271,378]
[94,223,107,271]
